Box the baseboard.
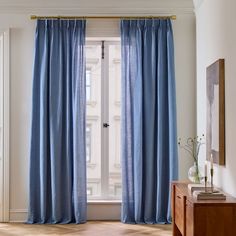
[9,203,121,222]
[9,209,27,222]
[87,202,121,220]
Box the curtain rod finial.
[171,15,177,20]
[31,15,37,20]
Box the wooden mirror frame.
[206,59,225,165]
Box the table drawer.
[175,187,186,235]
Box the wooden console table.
[172,181,236,236]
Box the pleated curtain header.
[120,19,172,30]
[36,19,86,29]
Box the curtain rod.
[30,15,177,20]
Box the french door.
[85,39,121,200]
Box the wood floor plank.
[0,221,172,235]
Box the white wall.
[195,0,236,197]
[174,14,196,180]
[0,0,196,222]
[0,15,35,222]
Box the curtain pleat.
[28,19,87,224]
[121,19,178,224]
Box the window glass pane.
[87,187,93,196]
[86,70,91,85]
[86,125,91,163]
[85,44,102,198]
[86,69,91,101]
[114,185,122,196]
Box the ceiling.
[0,0,194,15]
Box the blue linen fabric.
[27,19,87,224]
[120,19,178,224]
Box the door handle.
[103,123,110,128]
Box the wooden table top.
[172,181,236,205]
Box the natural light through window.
[85,39,121,200]
[86,69,91,101]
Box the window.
[87,187,93,196]
[86,125,92,163]
[85,39,121,200]
[114,185,122,196]
[86,69,91,101]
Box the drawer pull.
[177,195,182,199]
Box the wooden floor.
[0,221,172,235]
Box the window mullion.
[101,41,110,199]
